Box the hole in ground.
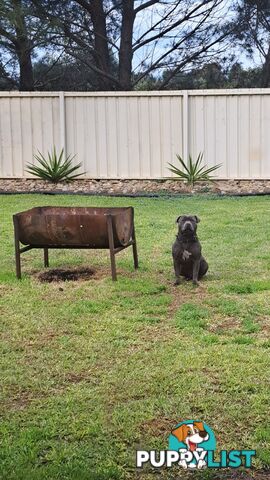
[38,267,95,282]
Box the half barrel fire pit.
[13,206,138,280]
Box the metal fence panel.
[0,90,270,179]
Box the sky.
[130,1,263,74]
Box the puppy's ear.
[176,216,183,224]
[194,421,204,432]
[193,215,200,223]
[171,424,188,443]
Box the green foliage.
[168,152,221,186]
[26,147,84,183]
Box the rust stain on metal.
[13,206,138,281]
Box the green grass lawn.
[0,194,269,480]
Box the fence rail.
[1,89,270,179]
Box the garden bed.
[1,177,270,196]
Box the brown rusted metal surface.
[14,206,134,248]
[13,206,138,280]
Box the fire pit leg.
[107,214,117,281]
[132,226,139,270]
[44,248,49,267]
[13,216,22,279]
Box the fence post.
[59,92,66,155]
[183,90,189,161]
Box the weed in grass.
[175,303,208,330]
[0,272,22,284]
[242,316,261,334]
[209,298,242,317]
[232,336,255,345]
[257,449,270,469]
[201,334,220,345]
[255,426,270,443]
[226,280,270,294]
[226,283,255,294]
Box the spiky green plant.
[26,147,84,183]
[168,152,221,186]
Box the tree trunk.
[89,0,112,90]
[261,43,270,87]
[17,43,34,91]
[119,0,135,90]
[12,0,34,91]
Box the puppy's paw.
[174,279,181,286]
[192,280,199,287]
[197,459,206,469]
[179,460,188,469]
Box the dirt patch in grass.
[38,267,95,282]
[135,322,173,343]
[168,282,209,318]
[140,417,177,438]
[1,388,49,412]
[23,330,60,348]
[257,316,270,336]
[208,316,242,334]
[64,371,92,384]
[6,391,33,411]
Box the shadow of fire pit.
[38,267,95,282]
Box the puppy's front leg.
[192,259,200,286]
[173,259,182,286]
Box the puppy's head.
[176,215,200,234]
[171,422,209,451]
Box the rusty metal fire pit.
[13,206,138,281]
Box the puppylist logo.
[136,420,256,470]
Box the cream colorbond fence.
[0,90,270,179]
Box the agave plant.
[26,147,84,183]
[168,152,221,186]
